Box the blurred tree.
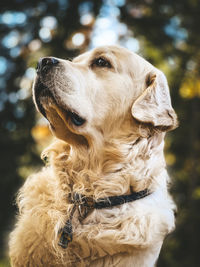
[120,0,200,266]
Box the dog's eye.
[92,57,112,68]
[68,111,85,126]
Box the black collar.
[58,189,150,249]
[72,189,150,209]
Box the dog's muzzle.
[36,57,59,75]
[33,57,60,118]
[33,57,87,128]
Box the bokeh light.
[39,27,52,42]
[72,33,85,47]
[25,67,36,80]
[0,57,8,75]
[1,11,26,26]
[28,39,42,51]
[80,13,94,25]
[40,16,57,30]
[2,30,20,48]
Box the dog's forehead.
[73,46,132,63]
[72,46,155,76]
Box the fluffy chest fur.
[9,137,175,267]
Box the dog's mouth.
[33,79,86,129]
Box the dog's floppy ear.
[131,71,178,131]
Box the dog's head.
[33,46,178,148]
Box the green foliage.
[0,258,10,267]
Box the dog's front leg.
[9,214,57,267]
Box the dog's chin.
[33,81,88,146]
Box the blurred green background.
[0,0,200,266]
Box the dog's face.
[33,46,177,147]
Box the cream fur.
[9,46,178,267]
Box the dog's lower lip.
[49,123,55,130]
[51,105,85,128]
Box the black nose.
[36,57,59,74]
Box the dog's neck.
[44,131,166,199]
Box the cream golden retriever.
[9,46,178,267]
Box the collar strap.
[58,189,150,249]
[72,188,150,209]
[94,189,150,209]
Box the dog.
[9,45,178,267]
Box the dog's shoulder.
[17,167,56,212]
